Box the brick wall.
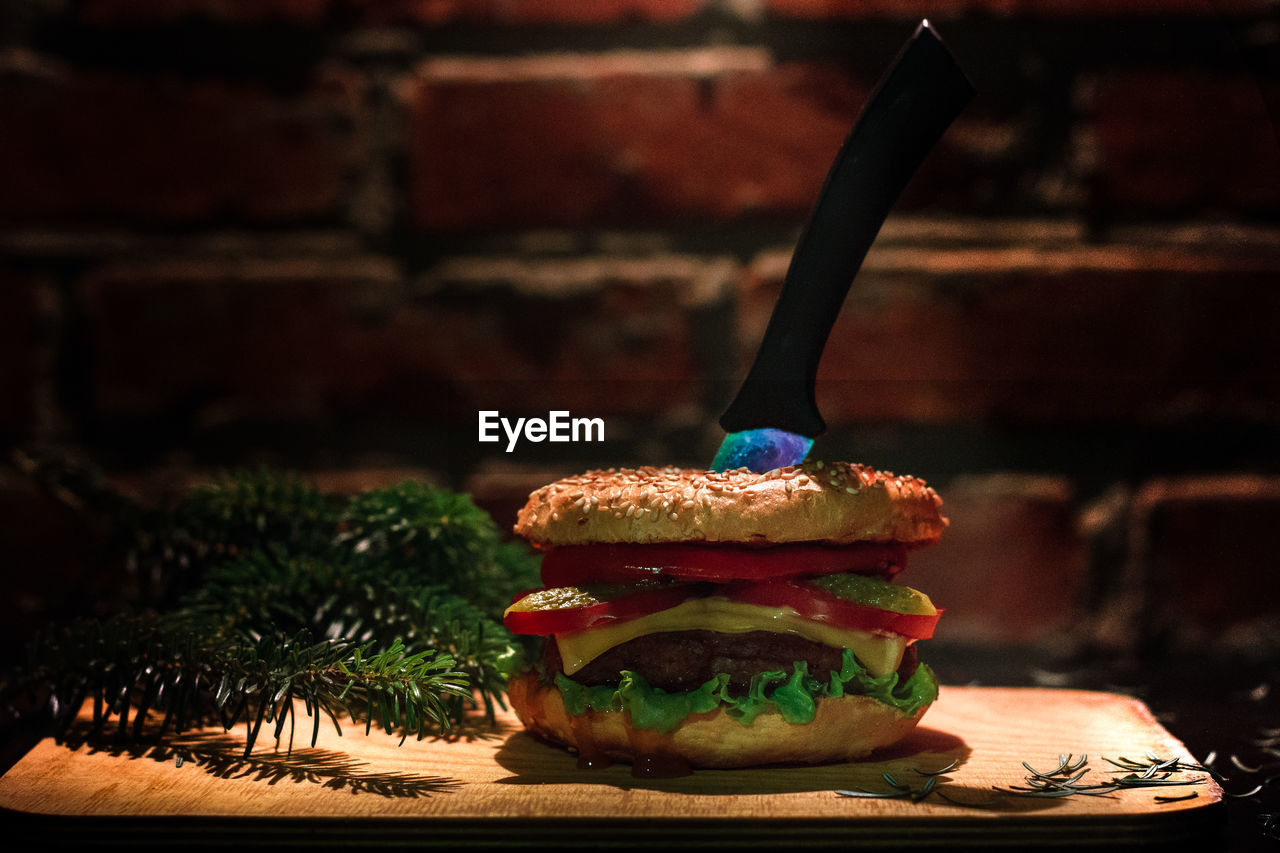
[2,0,1278,657]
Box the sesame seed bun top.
[514,462,947,547]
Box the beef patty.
[544,630,918,693]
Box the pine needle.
[2,455,538,751]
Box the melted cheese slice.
[554,597,907,679]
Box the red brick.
[80,253,733,429]
[739,240,1280,423]
[763,0,1269,18]
[406,50,870,229]
[416,254,735,416]
[0,470,116,648]
[304,467,444,494]
[908,474,1086,645]
[763,0,971,16]
[0,270,50,441]
[108,466,444,505]
[75,0,332,25]
[406,49,1022,228]
[1136,476,1280,645]
[1089,70,1280,216]
[81,257,405,421]
[352,0,704,25]
[0,60,365,225]
[73,0,1268,23]
[464,460,586,535]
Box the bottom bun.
[507,669,932,769]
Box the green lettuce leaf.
[552,649,938,734]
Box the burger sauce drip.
[566,714,691,777]
[568,714,613,770]
[626,727,692,779]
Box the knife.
[711,20,974,473]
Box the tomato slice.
[539,542,906,587]
[504,582,706,636]
[724,579,942,640]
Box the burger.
[502,462,947,770]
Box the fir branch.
[181,551,522,723]
[337,482,540,619]
[4,613,472,753]
[338,640,471,739]
[6,455,540,749]
[145,469,342,604]
[178,468,340,557]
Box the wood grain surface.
[0,687,1224,846]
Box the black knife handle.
[719,20,974,437]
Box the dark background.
[1,0,1279,683]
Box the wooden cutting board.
[0,687,1224,847]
